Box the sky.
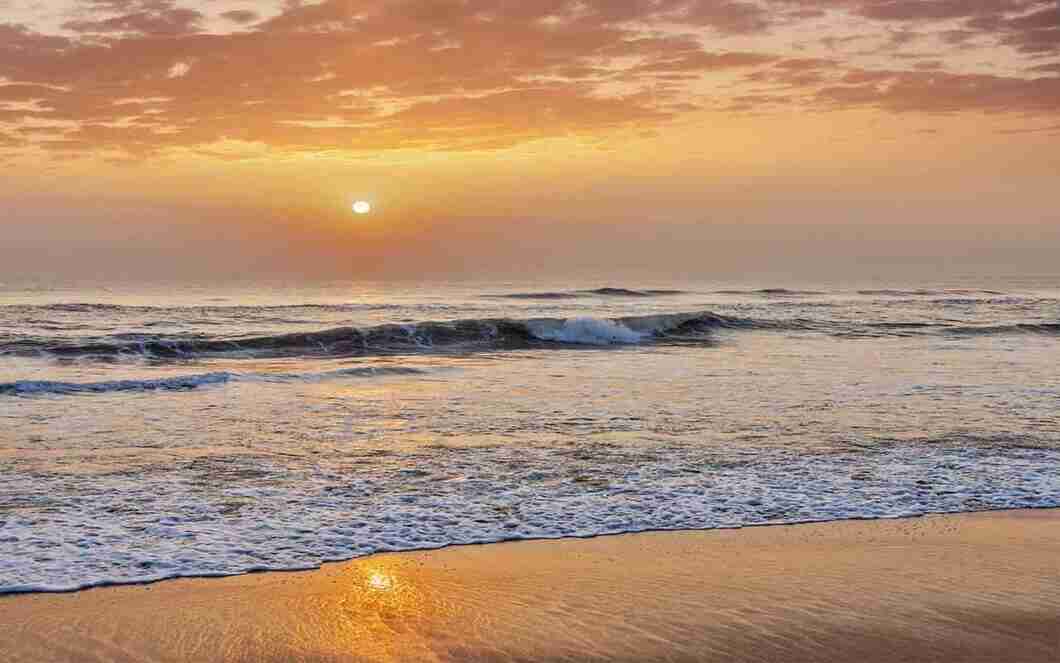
[1,0,1059,281]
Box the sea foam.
[528,318,646,345]
[2,441,1057,594]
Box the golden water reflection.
[301,559,455,661]
[366,568,397,592]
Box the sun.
[352,200,372,215]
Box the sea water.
[1,278,1058,592]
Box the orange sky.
[2,1,1058,279]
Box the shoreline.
[3,508,1058,662]
[4,505,1056,597]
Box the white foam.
[529,317,645,345]
[2,443,1057,594]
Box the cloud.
[0,23,71,53]
[997,122,1060,133]
[853,0,1038,23]
[219,10,259,25]
[848,0,1060,55]
[1,0,1058,160]
[62,1,204,36]
[626,51,780,74]
[814,70,1060,113]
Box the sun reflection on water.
[366,569,396,592]
[301,561,448,660]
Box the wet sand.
[2,509,1058,662]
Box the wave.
[529,317,648,344]
[4,309,1055,362]
[1,372,234,395]
[0,302,457,315]
[485,287,688,300]
[832,321,1060,338]
[715,288,825,296]
[6,290,690,312]
[709,288,1010,298]
[1,311,745,360]
[856,289,1006,297]
[587,287,687,297]
[5,440,1058,593]
[487,292,582,300]
[0,311,746,358]
[0,366,427,396]
[943,322,1060,336]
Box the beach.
[3,509,1058,662]
[6,0,1060,657]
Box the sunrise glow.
[0,1,1055,279]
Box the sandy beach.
[2,509,1058,662]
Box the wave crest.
[528,317,647,345]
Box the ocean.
[1,278,1058,593]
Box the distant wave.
[485,287,688,300]
[486,292,582,300]
[0,366,427,396]
[715,288,826,296]
[943,322,1060,336]
[2,290,690,311]
[867,322,944,329]
[857,289,1006,297]
[838,321,1060,338]
[2,311,748,361]
[0,302,458,314]
[587,287,688,297]
[709,288,1009,298]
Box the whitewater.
[1,279,1059,592]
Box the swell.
[0,366,427,396]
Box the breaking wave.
[1,311,747,360]
[3,307,1056,363]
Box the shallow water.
[2,278,1059,592]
